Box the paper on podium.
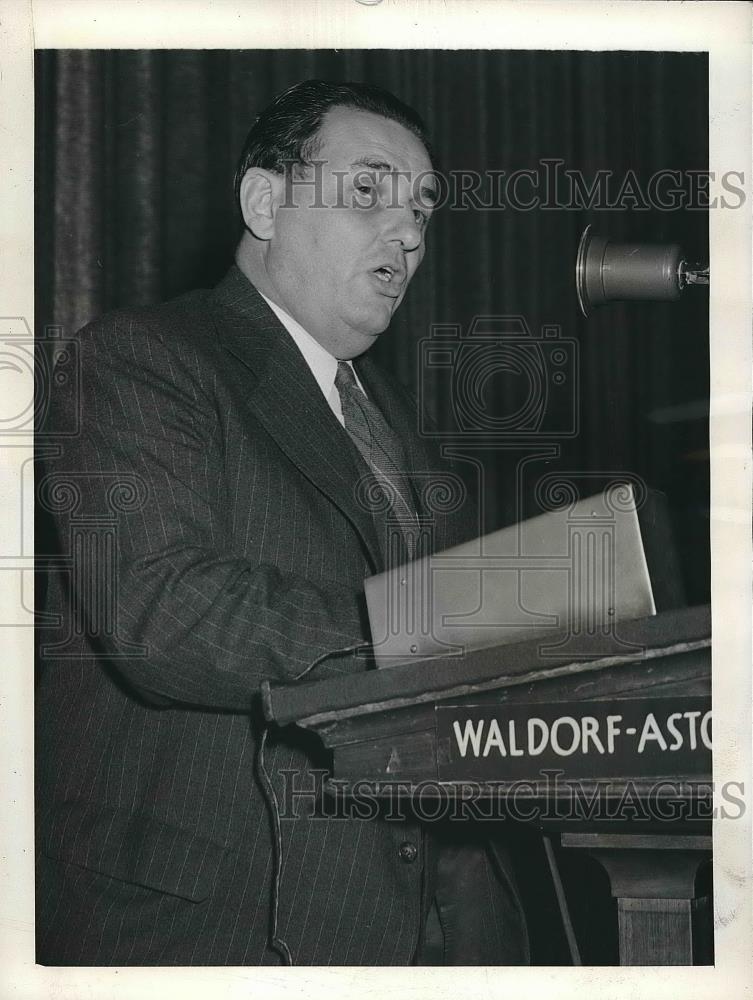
[365,484,656,667]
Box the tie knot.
[335,361,359,395]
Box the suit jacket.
[35,266,524,966]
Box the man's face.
[265,106,436,359]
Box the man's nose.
[384,202,422,253]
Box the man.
[36,80,528,966]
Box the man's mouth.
[372,265,405,291]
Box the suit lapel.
[211,267,383,571]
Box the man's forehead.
[316,106,433,176]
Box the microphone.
[576,224,709,318]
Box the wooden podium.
[262,605,712,965]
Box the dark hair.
[233,79,433,209]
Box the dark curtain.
[35,49,709,603]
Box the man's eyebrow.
[349,157,395,175]
[349,157,438,207]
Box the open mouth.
[372,265,405,296]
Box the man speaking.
[36,80,528,966]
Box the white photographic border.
[1,1,750,997]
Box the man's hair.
[233,79,433,209]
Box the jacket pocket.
[42,801,228,903]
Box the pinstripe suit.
[35,265,525,965]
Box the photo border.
[1,1,750,997]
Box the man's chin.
[356,307,394,334]
[335,328,381,361]
[331,316,389,359]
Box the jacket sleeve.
[42,312,370,711]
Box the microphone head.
[576,225,687,317]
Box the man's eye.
[354,176,376,194]
[413,209,428,226]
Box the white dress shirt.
[259,291,366,426]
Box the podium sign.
[437,696,712,782]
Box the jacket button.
[398,841,418,863]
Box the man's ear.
[239,168,285,240]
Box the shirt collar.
[258,291,340,401]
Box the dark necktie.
[334,361,418,561]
